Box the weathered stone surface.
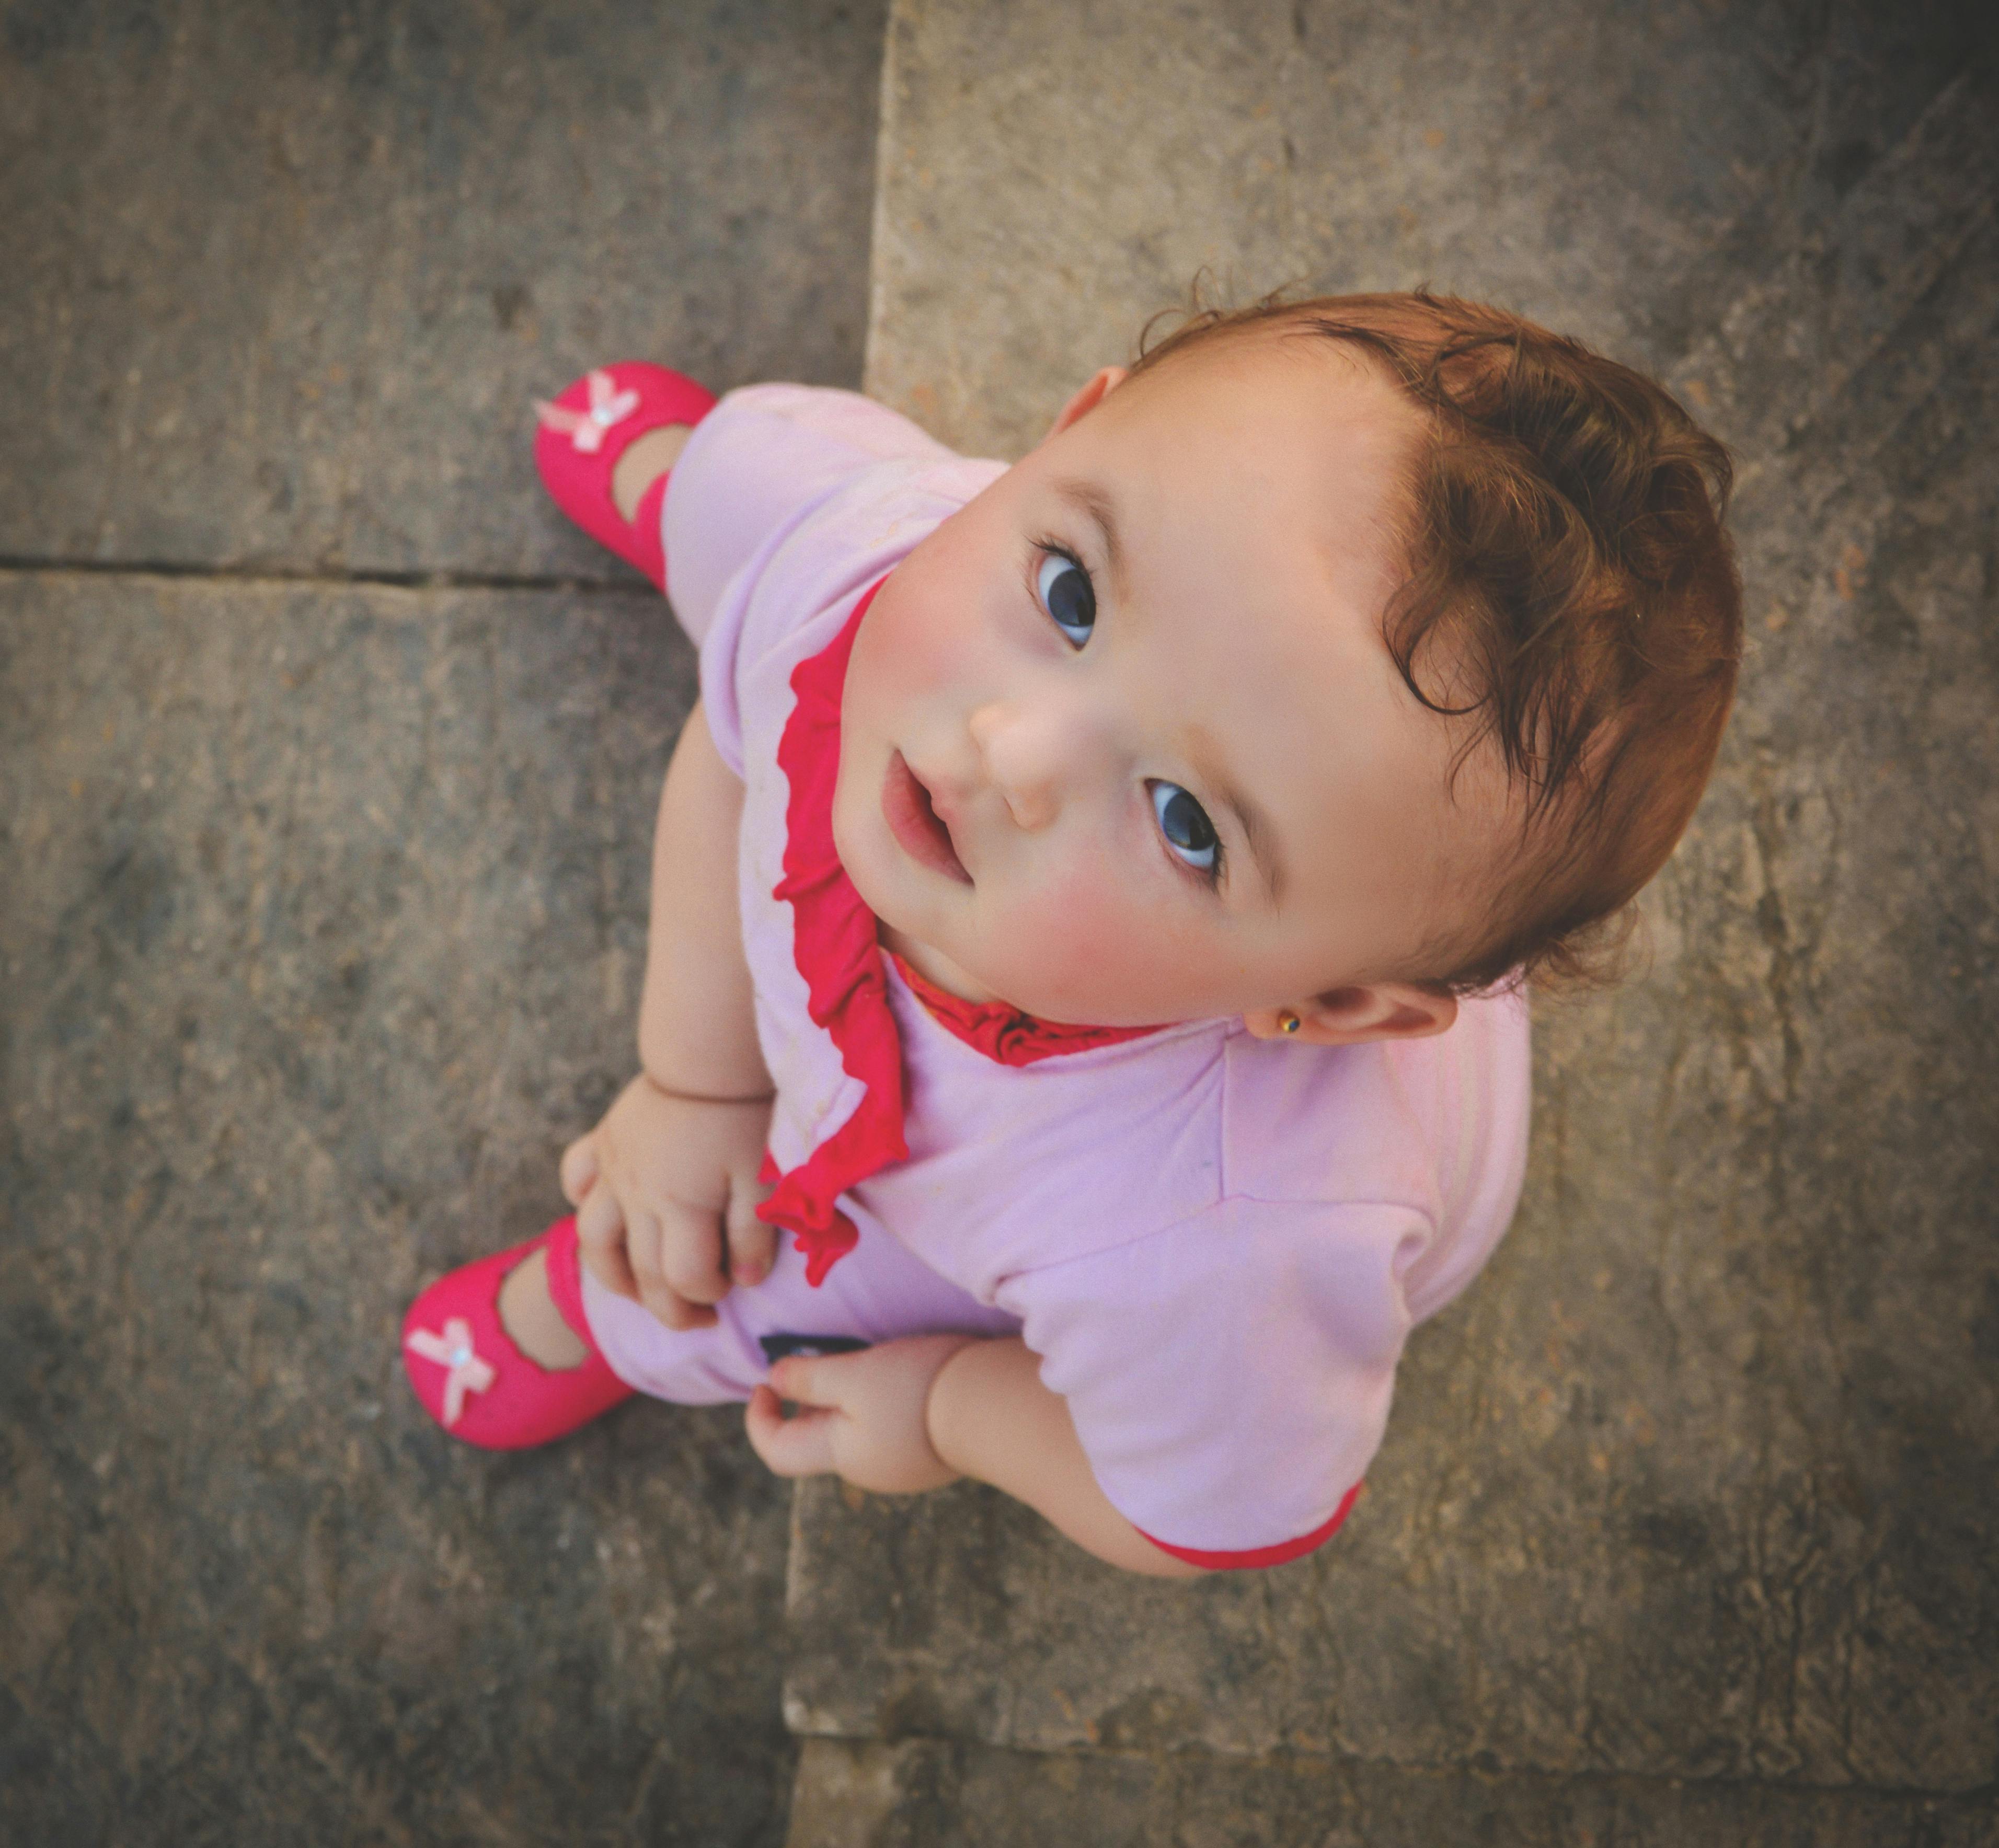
[867,0,1992,460]
[0,573,794,1843]
[0,0,886,578]
[865,0,1295,458]
[785,1737,1999,1848]
[790,0,1999,1803]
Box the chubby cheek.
[855,605,947,711]
[983,858,1199,1025]
[852,538,994,714]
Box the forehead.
[1120,325,1420,459]
[1048,331,1422,687]
[1071,331,1420,604]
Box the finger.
[769,1353,840,1410]
[576,1184,637,1300]
[744,1385,837,1477]
[656,1199,730,1307]
[723,1193,778,1288]
[648,1281,717,1333]
[559,1135,599,1207]
[626,1209,717,1331]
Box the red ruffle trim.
[887,951,1161,1067]
[757,575,1165,1286]
[1139,1480,1364,1570]
[755,582,906,1287]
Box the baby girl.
[400,292,1740,1574]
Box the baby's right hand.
[559,1073,776,1331]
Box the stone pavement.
[784,0,1999,1841]
[2,0,881,582]
[1,2,884,1842]
[6,2,1998,1844]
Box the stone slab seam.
[785,1726,1999,1810]
[0,555,658,598]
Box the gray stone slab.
[0,571,794,1844]
[0,0,885,578]
[785,1737,1999,1848]
[866,0,1991,459]
[789,0,1999,1798]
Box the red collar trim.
[887,951,1160,1067]
[756,576,1157,1286]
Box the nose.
[967,691,1097,832]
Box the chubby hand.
[744,1335,975,1495]
[560,1073,775,1331]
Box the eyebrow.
[1051,478,1128,602]
[1185,731,1287,906]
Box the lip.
[882,750,972,885]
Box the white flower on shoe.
[534,369,641,454]
[405,1315,498,1428]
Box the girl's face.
[833,335,1503,1031]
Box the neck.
[876,921,1004,1004]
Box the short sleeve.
[660,385,957,771]
[995,1196,1429,1568]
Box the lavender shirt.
[576,384,1531,1562]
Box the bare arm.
[925,1337,1205,1577]
[561,700,777,1325]
[637,700,772,1098]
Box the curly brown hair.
[1130,288,1743,996]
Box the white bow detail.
[534,368,642,454]
[405,1315,498,1428]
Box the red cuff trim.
[1139,1481,1364,1570]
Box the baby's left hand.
[744,1335,975,1495]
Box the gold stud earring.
[1277,1009,1302,1035]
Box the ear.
[1045,365,1129,440]
[1243,983,1459,1047]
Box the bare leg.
[611,424,693,521]
[498,1246,589,1369]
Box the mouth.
[882,750,972,885]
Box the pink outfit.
[576,384,1532,1565]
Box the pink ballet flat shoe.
[402,1215,634,1450]
[533,362,717,590]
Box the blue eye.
[1151,781,1219,874]
[1036,551,1096,646]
